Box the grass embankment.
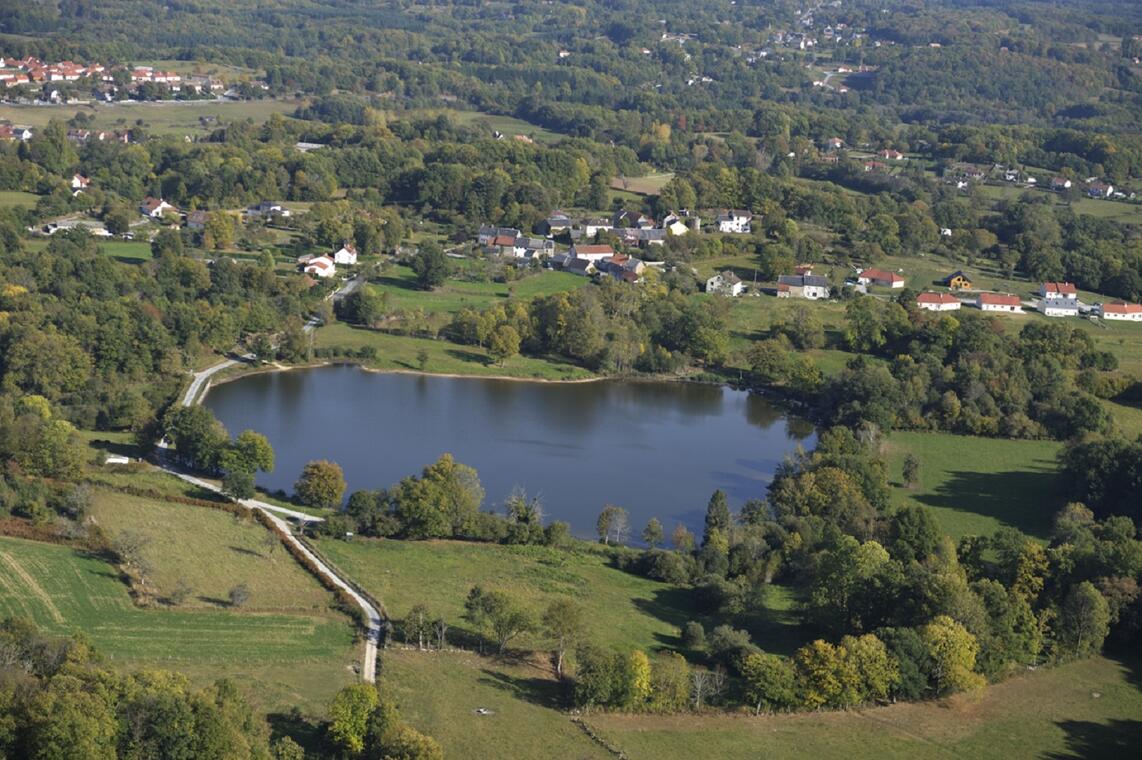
[584,654,1142,760]
[883,432,1063,540]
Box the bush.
[681,621,706,649]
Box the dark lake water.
[205,365,815,537]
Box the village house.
[879,149,905,161]
[597,254,646,283]
[186,210,208,231]
[716,209,753,234]
[71,174,90,191]
[582,218,613,237]
[246,200,291,219]
[1087,181,1114,199]
[512,237,554,260]
[140,197,176,219]
[477,225,521,247]
[857,267,904,288]
[916,292,961,312]
[565,258,597,277]
[333,244,358,266]
[637,228,667,247]
[568,244,616,263]
[304,255,336,278]
[706,271,744,297]
[0,125,32,141]
[1098,302,1142,322]
[777,274,830,300]
[942,271,973,290]
[977,293,1022,313]
[863,161,889,173]
[541,212,573,236]
[1039,282,1078,300]
[1040,298,1079,318]
[1051,177,1073,192]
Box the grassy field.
[319,540,697,651]
[883,432,1063,540]
[368,265,584,316]
[88,490,334,612]
[0,98,300,136]
[978,184,1142,225]
[0,190,37,208]
[445,110,564,145]
[610,172,675,196]
[0,535,355,677]
[98,239,153,262]
[585,654,1142,760]
[313,324,595,380]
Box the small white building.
[304,255,336,278]
[568,244,615,263]
[706,271,744,297]
[1098,302,1142,321]
[716,209,753,234]
[1040,298,1079,318]
[916,292,961,312]
[71,173,90,190]
[333,244,358,266]
[977,293,1022,313]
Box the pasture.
[883,431,1064,540]
[585,654,1142,760]
[0,98,300,136]
[611,172,675,196]
[366,264,584,316]
[0,190,37,208]
[88,490,334,612]
[0,535,354,669]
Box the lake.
[205,365,815,537]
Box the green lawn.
[317,539,708,652]
[367,265,584,317]
[98,239,153,262]
[88,489,334,612]
[0,190,37,208]
[610,172,675,196]
[586,654,1142,760]
[446,110,564,145]
[381,650,611,759]
[0,535,355,671]
[884,432,1064,540]
[0,99,300,136]
[313,324,595,380]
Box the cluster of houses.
[0,56,109,88]
[913,277,1140,322]
[554,244,649,283]
[298,244,358,279]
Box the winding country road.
[161,274,382,682]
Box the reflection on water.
[206,366,815,537]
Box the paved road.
[162,274,382,681]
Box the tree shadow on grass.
[1042,720,1142,759]
[229,545,265,558]
[375,274,420,292]
[477,667,568,709]
[84,438,141,459]
[267,712,325,756]
[444,348,491,366]
[916,467,1061,539]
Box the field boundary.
[0,549,65,623]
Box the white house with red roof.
[857,267,904,288]
[879,149,905,161]
[916,292,960,311]
[977,293,1022,313]
[1039,282,1077,300]
[71,174,90,190]
[304,255,336,278]
[1098,301,1142,322]
[140,197,176,218]
[332,244,358,265]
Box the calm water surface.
[205,365,814,537]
